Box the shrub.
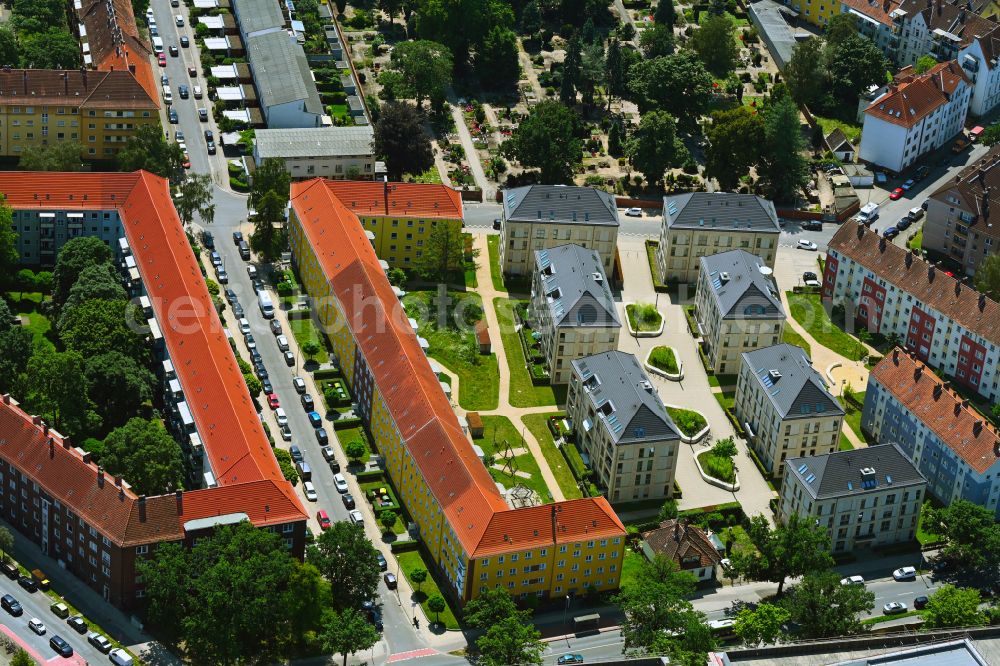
[667,407,707,437]
[274,448,299,485]
[626,303,662,332]
[649,346,678,374]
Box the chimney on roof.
[975,420,984,436]
[42,422,48,436]
[48,437,54,459]
[81,451,91,464]
[176,489,183,515]
[32,415,42,426]
[22,70,26,95]
[893,348,900,363]
[857,223,864,240]
[138,495,146,522]
[551,505,557,539]
[383,179,389,215]
[674,521,681,543]
[980,294,988,311]
[905,251,913,268]
[955,402,962,416]
[2,394,8,404]
[934,383,943,399]
[62,436,70,450]
[955,281,961,297]
[879,237,887,253]
[114,475,122,487]
[928,266,935,282]
[97,466,105,489]
[915,365,923,380]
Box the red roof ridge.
[871,349,1000,473]
[323,180,464,220]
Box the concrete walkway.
[449,104,493,201]
[616,239,777,521]
[517,37,546,103]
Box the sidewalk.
[449,105,493,201]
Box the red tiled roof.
[642,519,722,569]
[871,349,1000,473]
[828,219,1000,345]
[322,180,463,220]
[842,0,901,26]
[865,61,969,128]
[290,178,625,557]
[0,171,306,542]
[0,70,156,110]
[77,0,158,103]
[475,498,626,557]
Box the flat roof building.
[253,126,375,180]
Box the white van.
[109,649,135,666]
[152,36,164,54]
[162,86,172,104]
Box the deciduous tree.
[705,106,765,191]
[782,571,874,638]
[102,418,184,495]
[174,174,216,227]
[914,54,937,74]
[410,567,428,593]
[476,614,545,666]
[0,327,32,397]
[627,111,682,186]
[728,514,833,595]
[18,141,83,172]
[654,0,676,29]
[925,500,997,571]
[974,254,1000,302]
[84,352,155,431]
[19,28,81,69]
[249,158,292,212]
[51,236,113,311]
[639,23,674,59]
[691,14,738,77]
[27,348,98,438]
[116,124,184,183]
[734,603,789,646]
[0,197,19,287]
[427,594,447,625]
[251,191,285,262]
[826,34,889,104]
[758,95,809,203]
[345,440,367,462]
[374,102,435,181]
[59,299,148,363]
[390,40,453,110]
[502,100,581,183]
[784,38,825,107]
[923,584,987,628]
[0,526,14,563]
[308,521,382,609]
[627,52,713,125]
[415,223,467,280]
[478,28,521,91]
[321,608,380,666]
[464,587,526,628]
[0,26,17,68]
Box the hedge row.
[332,417,363,430]
[355,469,385,483]
[390,539,420,554]
[683,305,700,338]
[313,368,342,381]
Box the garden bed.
[645,346,682,381]
[666,406,709,443]
[624,302,664,337]
[645,240,669,293]
[695,448,739,491]
[396,550,461,630]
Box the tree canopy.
[308,521,382,610]
[58,299,148,364]
[923,585,987,628]
[374,102,435,181]
[782,571,874,638]
[0,196,17,285]
[174,174,216,227]
[415,222,467,280]
[389,40,454,110]
[116,124,184,183]
[84,352,155,431]
[974,254,1000,302]
[627,52,714,126]
[51,236,113,312]
[692,14,738,77]
[27,348,98,438]
[734,603,790,646]
[758,95,809,203]
[627,111,683,186]
[102,418,185,495]
[705,106,765,191]
[728,514,833,595]
[18,141,84,172]
[503,100,581,183]
[321,608,381,666]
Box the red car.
[889,187,904,200]
[316,510,332,530]
[157,53,166,67]
[267,393,280,409]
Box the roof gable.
[504,185,619,226]
[741,344,844,419]
[664,192,780,232]
[536,244,620,328]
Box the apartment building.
[862,348,1000,516]
[75,0,158,103]
[843,0,1000,117]
[694,249,786,375]
[922,146,1000,275]
[0,171,307,610]
[567,351,682,504]
[253,127,376,180]
[320,180,463,269]
[499,185,619,276]
[823,220,1000,402]
[859,61,970,174]
[780,443,926,553]
[790,0,838,27]
[288,179,627,604]
[735,344,845,478]
[0,70,158,161]
[529,244,621,384]
[656,193,781,285]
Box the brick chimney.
[905,251,913,268]
[980,294,987,311]
[928,266,935,282]
[893,348,900,363]
[176,490,183,515]
[933,384,943,399]
[138,495,146,523]
[97,466,105,489]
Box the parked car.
[277,335,290,352]
[321,445,337,463]
[334,473,349,493]
[301,394,314,411]
[28,618,46,635]
[342,493,355,509]
[188,66,197,77]
[914,165,930,181]
[279,424,292,441]
[270,320,283,335]
[169,45,178,56]
[889,187,904,200]
[284,351,295,366]
[1,594,23,616]
[492,219,501,230]
[289,445,303,463]
[233,231,244,245]
[840,575,864,586]
[796,239,818,251]
[254,362,268,381]
[293,376,306,393]
[0,562,17,579]
[802,271,820,287]
[67,615,87,633]
[88,632,113,652]
[49,635,73,657]
[913,595,929,609]
[261,378,273,395]
[897,218,912,231]
[801,221,823,231]
[168,107,178,123]
[275,408,288,427]
[247,265,257,279]
[901,178,916,191]
[316,510,332,530]
[376,551,387,571]
[206,139,215,154]
[908,207,925,220]
[349,509,364,525]
[216,270,228,284]
[194,86,203,99]
[158,53,167,67]
[198,107,208,122]
[893,566,917,581]
[18,576,37,593]
[624,207,642,217]
[238,318,251,335]
[315,428,329,445]
[180,35,189,47]
[383,573,397,589]
[307,411,322,428]
[883,601,907,615]
[557,656,585,665]
[883,226,900,239]
[178,84,189,99]
[303,481,318,502]
[233,303,244,318]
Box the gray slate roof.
[740,344,844,420]
[787,443,926,500]
[535,244,620,329]
[663,192,781,233]
[505,185,619,226]
[571,351,681,445]
[232,0,285,38]
[246,31,323,117]
[699,250,785,320]
[255,126,374,159]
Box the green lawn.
[698,450,736,484]
[493,298,566,408]
[813,114,862,143]
[487,235,505,292]
[619,549,644,590]
[713,390,735,411]
[287,315,330,364]
[916,506,943,547]
[626,303,662,332]
[474,416,553,503]
[645,240,667,292]
[6,292,55,351]
[786,292,865,361]
[782,327,812,358]
[648,346,679,374]
[666,407,707,437]
[335,425,371,461]
[908,228,923,251]
[410,166,443,184]
[521,413,583,500]
[861,610,923,626]
[402,290,499,411]
[839,391,868,444]
[395,550,461,630]
[839,432,855,451]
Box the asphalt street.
[0,574,110,664]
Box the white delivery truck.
[856,202,879,225]
[258,291,274,318]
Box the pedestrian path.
[448,104,493,200]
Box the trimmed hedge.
[313,368,342,381]
[355,469,386,483]
[390,539,420,554]
[332,417,363,430]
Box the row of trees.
[0,0,82,71]
[140,521,387,664]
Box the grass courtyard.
[493,297,566,408]
[487,235,504,292]
[402,290,499,411]
[395,550,460,630]
[5,292,55,351]
[786,292,866,361]
[782,327,812,358]
[521,412,583,501]
[287,314,330,365]
[473,415,553,503]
